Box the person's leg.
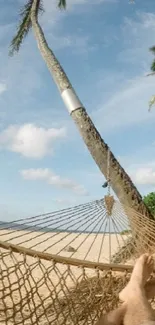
[95,303,126,325]
[95,254,155,325]
[119,254,155,325]
[119,254,154,302]
[95,279,155,325]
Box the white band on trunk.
[61,88,83,113]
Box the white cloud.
[113,145,155,195]
[52,198,76,206]
[0,82,7,94]
[47,34,96,54]
[42,0,116,41]
[127,161,155,186]
[40,0,100,55]
[20,168,89,196]
[94,75,155,132]
[93,12,155,133]
[0,123,66,158]
[119,13,155,68]
[132,167,155,185]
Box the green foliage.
[120,229,131,235]
[143,192,155,216]
[149,95,155,111]
[9,0,42,56]
[148,48,155,111]
[10,0,66,56]
[58,0,66,9]
[150,46,155,55]
[151,59,155,72]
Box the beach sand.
[0,228,132,263]
[0,229,134,324]
[0,229,134,290]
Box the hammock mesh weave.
[0,196,155,324]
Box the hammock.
[0,196,155,325]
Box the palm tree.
[149,46,155,73]
[147,46,155,110]
[10,0,153,220]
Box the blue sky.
[0,0,155,221]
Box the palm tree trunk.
[31,0,153,220]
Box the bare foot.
[95,303,127,325]
[119,254,154,302]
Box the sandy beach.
[0,228,131,263]
[0,229,134,324]
[0,229,134,290]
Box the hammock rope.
[0,198,155,264]
[0,197,155,324]
[107,146,111,196]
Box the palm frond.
[9,0,44,56]
[149,95,155,112]
[151,59,155,72]
[149,46,155,55]
[58,0,66,9]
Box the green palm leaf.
[151,59,155,72]
[149,46,155,55]
[58,0,66,9]
[9,0,66,56]
[9,0,43,56]
[149,95,155,112]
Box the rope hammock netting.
[0,197,154,264]
[0,196,155,325]
[0,149,155,325]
